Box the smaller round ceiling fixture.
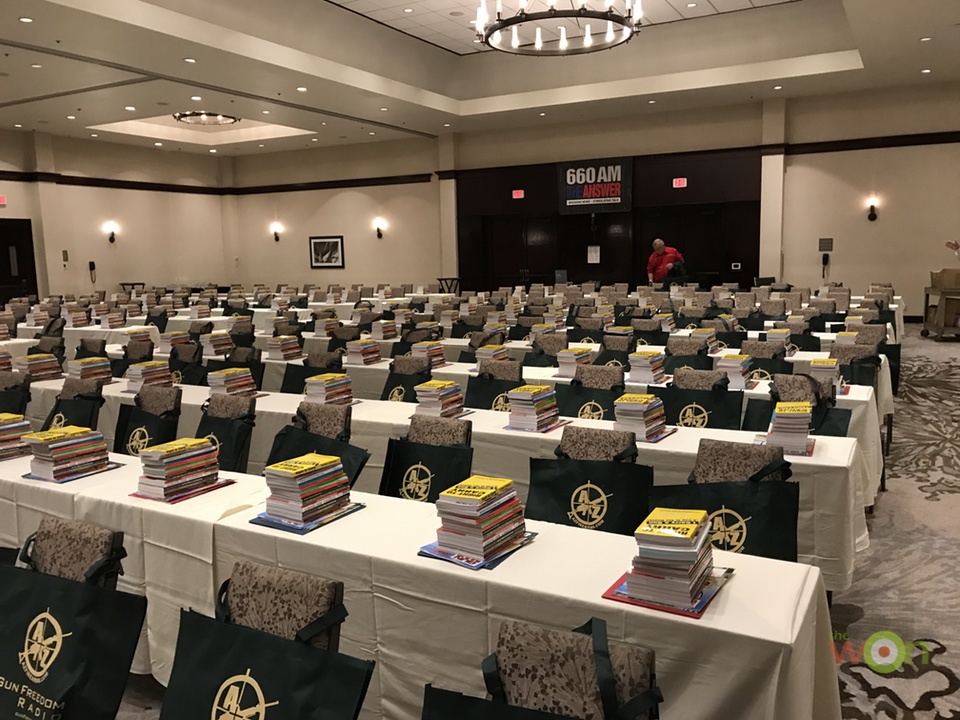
[173,111,240,126]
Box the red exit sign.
[0,195,6,206]
[512,189,525,200]
[672,178,688,189]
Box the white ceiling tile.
[638,0,683,23]
[366,7,406,21]
[665,0,713,19]
[710,0,751,10]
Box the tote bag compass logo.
[212,669,278,720]
[19,610,72,683]
[401,463,433,501]
[678,403,710,428]
[577,401,605,420]
[127,426,151,455]
[568,481,611,529]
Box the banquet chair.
[672,368,727,390]
[688,439,792,483]
[305,349,344,370]
[41,378,106,431]
[740,340,786,360]
[663,336,711,373]
[523,332,568,367]
[593,333,634,367]
[217,560,345,651]
[188,321,214,342]
[27,335,66,363]
[0,371,31,414]
[573,364,624,390]
[146,306,169,333]
[36,316,66,338]
[378,415,474,502]
[296,401,352,440]
[380,356,432,403]
[465,363,524,412]
[556,426,637,461]
[808,298,836,314]
[327,326,361,352]
[482,618,662,720]
[74,338,107,359]
[20,517,126,590]
[194,394,256,473]
[114,385,182,457]
[478,359,522,382]
[758,299,787,318]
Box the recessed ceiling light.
[30,64,42,69]
[921,68,931,74]
[14,124,22,128]
[404,7,414,12]
[90,133,98,137]
[66,115,76,120]
[258,144,264,148]
[380,107,388,112]
[686,2,696,6]
[443,123,451,127]
[773,85,783,90]
[125,106,136,111]
[648,99,656,104]
[19,17,33,23]
[539,112,546,117]
[184,58,196,63]
[297,87,307,92]
[450,10,464,16]
[209,149,217,153]
[154,142,163,147]
[473,39,481,43]
[322,122,327,125]
[369,131,376,135]
[920,37,931,42]
[191,95,201,101]
[262,110,270,114]
[311,138,318,142]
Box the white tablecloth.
[164,315,236,334]
[0,338,36,357]
[214,492,842,720]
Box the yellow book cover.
[508,384,551,395]
[273,335,298,342]
[439,475,513,502]
[265,453,339,475]
[559,347,591,354]
[305,373,348,383]
[630,351,664,358]
[608,326,633,333]
[478,344,506,351]
[532,323,555,329]
[615,393,657,404]
[810,358,839,366]
[133,361,169,370]
[722,354,751,361]
[413,341,442,348]
[25,354,56,361]
[23,426,93,443]
[775,401,813,414]
[635,507,708,540]
[416,380,457,390]
[718,314,735,319]
[837,331,860,337]
[141,437,212,457]
[653,313,673,319]
[691,328,716,334]
[74,356,108,365]
[0,413,25,423]
[209,367,252,377]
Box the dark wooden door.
[0,219,37,304]
[480,215,559,288]
[524,216,558,285]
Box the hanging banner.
[557,157,632,214]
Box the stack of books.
[90,302,109,317]
[263,453,352,527]
[834,331,860,346]
[415,320,441,334]
[13,354,62,381]
[0,413,33,460]
[766,328,791,348]
[435,476,525,562]
[345,338,382,366]
[0,324,9,342]
[271,297,290,312]
[66,356,112,382]
[459,300,478,316]
[412,341,446,368]
[136,437,220,501]
[485,311,507,326]
[64,310,88,328]
[766,401,813,454]
[628,351,666,384]
[809,358,841,394]
[596,305,615,328]
[322,317,341,335]
[483,322,508,336]
[718,313,740,330]
[207,367,257,396]
[414,380,464,417]
[440,310,460,329]
[270,316,289,335]
[127,361,173,391]
[267,335,303,361]
[394,309,414,325]
[507,385,559,431]
[370,320,397,339]
[530,323,556,339]
[716,354,752,389]
[504,303,522,324]
[0,350,12,372]
[606,325,633,337]
[304,373,353,404]
[556,347,592,378]
[844,315,865,329]
[26,309,49,327]
[691,327,719,354]
[475,344,508,367]
[0,312,14,336]
[201,331,234,356]
[22,426,110,482]
[627,508,714,609]
[101,312,125,329]
[614,394,667,441]
[190,304,211,319]
[159,331,191,354]
[121,303,142,318]
[543,310,565,329]
[654,313,677,332]
[125,328,153,344]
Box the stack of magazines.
[127,361,173,392]
[766,401,812,454]
[137,437,220,501]
[101,311,125,329]
[627,508,713,608]
[766,328,791,350]
[370,320,397,340]
[190,304,211,319]
[439,310,460,329]
[530,323,556,339]
[267,335,303,361]
[613,393,667,441]
[0,350,13,371]
[412,341,445,368]
[207,367,257,396]
[834,331,859,346]
[0,324,9,342]
[475,344,508,366]
[716,354,752,389]
[159,331,191,353]
[717,313,740,330]
[0,413,33,460]
[345,338,382,365]
[263,453,352,527]
[22,426,110,482]
[507,385,559,431]
[321,316,341,335]
[304,373,353,404]
[66,356,112,382]
[64,310,88,328]
[201,331,235,356]
[556,347,592,378]
[435,476,525,562]
[654,313,677,332]
[125,328,152,344]
[13,354,62,382]
[628,351,666,384]
[121,303,142,318]
[414,380,464,417]
[809,358,840,395]
[26,309,49,327]
[690,327,719,354]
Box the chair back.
[407,415,472,446]
[478,359,522,382]
[573,364,624,390]
[692,439,789,483]
[296,401,351,440]
[21,517,125,589]
[557,426,636,461]
[672,368,726,390]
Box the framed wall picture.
[309,236,345,269]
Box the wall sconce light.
[102,220,119,243]
[866,197,879,222]
[372,217,387,239]
[269,222,284,242]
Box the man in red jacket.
[647,238,684,285]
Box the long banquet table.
[22,378,868,592]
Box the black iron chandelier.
[476,0,642,55]
[173,111,241,126]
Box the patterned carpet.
[831,333,960,719]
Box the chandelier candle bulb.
[636,0,642,17]
[606,20,615,41]
[584,24,592,45]
[512,25,520,46]
[493,28,502,43]
[559,26,567,49]
[536,27,543,49]
[496,0,502,15]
